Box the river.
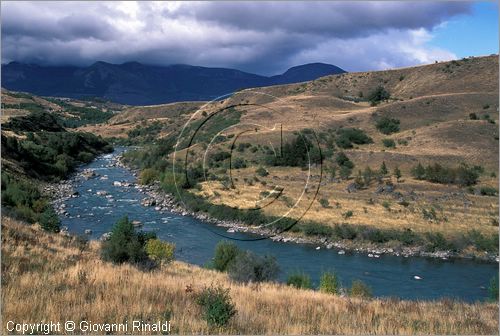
[59,148,498,302]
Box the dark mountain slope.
[2,61,345,105]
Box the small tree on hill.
[101,216,147,264]
[319,271,340,294]
[379,161,388,176]
[394,166,402,182]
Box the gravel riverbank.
[45,151,499,263]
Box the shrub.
[319,271,340,294]
[425,232,452,252]
[302,222,334,236]
[232,157,247,169]
[334,223,357,240]
[196,285,237,328]
[349,280,373,298]
[319,198,330,208]
[212,241,240,272]
[379,161,388,175]
[368,86,390,105]
[255,167,269,177]
[480,186,498,196]
[227,250,279,283]
[382,138,396,148]
[335,128,373,149]
[336,152,354,169]
[267,135,321,167]
[469,112,478,120]
[140,168,159,185]
[145,239,175,263]
[39,207,61,233]
[376,117,400,134]
[101,216,148,264]
[342,210,353,219]
[489,276,499,302]
[411,162,480,186]
[287,271,312,289]
[394,166,402,181]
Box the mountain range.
[1,61,345,105]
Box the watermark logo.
[172,91,323,241]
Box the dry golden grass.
[197,165,498,240]
[2,217,498,335]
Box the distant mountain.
[1,61,345,105]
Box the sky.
[1,1,498,75]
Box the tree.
[379,161,388,176]
[101,216,147,264]
[368,86,390,105]
[227,250,279,283]
[362,166,374,186]
[212,241,240,272]
[412,163,426,180]
[394,166,402,182]
[39,207,61,233]
[319,271,340,294]
[145,239,175,263]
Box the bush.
[411,162,480,186]
[196,285,237,328]
[319,271,340,294]
[480,186,498,196]
[140,168,159,185]
[334,223,357,240]
[469,112,478,120]
[101,216,148,264]
[287,271,312,289]
[255,167,269,177]
[39,207,61,233]
[212,241,240,272]
[349,280,373,298]
[376,117,400,134]
[267,134,321,167]
[232,157,247,169]
[302,222,334,236]
[368,86,390,105]
[227,250,279,283]
[145,239,175,263]
[319,198,330,208]
[489,276,499,302]
[425,232,452,252]
[382,138,396,148]
[335,128,373,149]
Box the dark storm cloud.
[1,1,472,74]
[175,2,470,38]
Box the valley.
[1,55,499,334]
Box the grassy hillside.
[100,56,499,257]
[2,217,498,335]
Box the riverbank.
[115,152,497,263]
[45,150,498,262]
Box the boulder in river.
[132,220,143,227]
